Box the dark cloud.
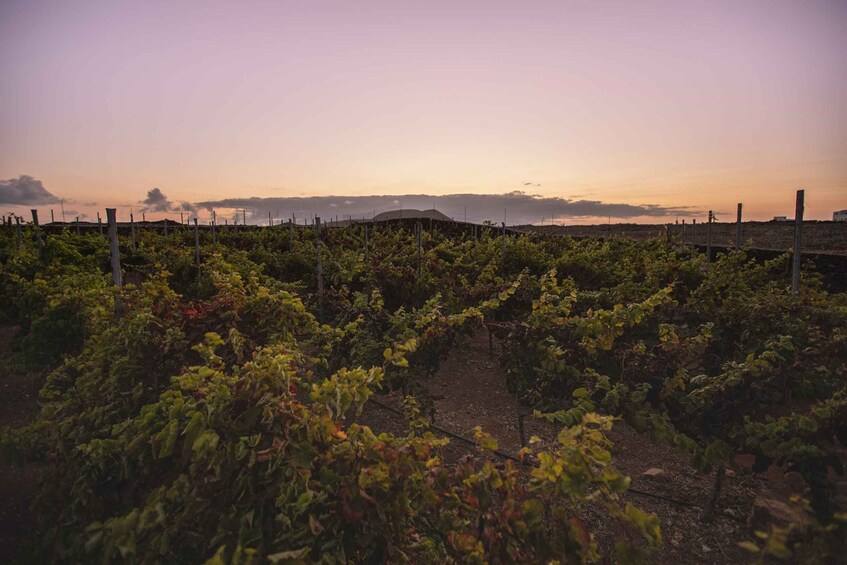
[0,175,60,205]
[194,192,701,225]
[179,201,197,214]
[141,188,173,212]
[140,189,199,216]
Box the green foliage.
[1,221,844,562]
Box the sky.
[1,0,845,224]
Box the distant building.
[773,216,789,222]
[834,210,847,222]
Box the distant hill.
[373,208,451,222]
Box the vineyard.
[1,219,845,563]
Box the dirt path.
[424,330,526,453]
[359,329,781,563]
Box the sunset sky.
[1,1,845,224]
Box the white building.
[834,210,847,222]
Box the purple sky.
[1,1,845,223]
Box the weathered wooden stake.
[701,464,726,522]
[416,221,422,280]
[130,213,137,251]
[106,208,123,319]
[15,216,22,246]
[194,218,201,280]
[31,209,44,257]
[735,203,742,250]
[692,218,697,248]
[97,212,103,235]
[76,216,81,235]
[316,216,323,323]
[501,222,506,274]
[364,223,369,263]
[792,189,804,294]
[706,211,713,262]
[681,219,686,252]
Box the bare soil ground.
[357,330,815,564]
[522,221,847,255]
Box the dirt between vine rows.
[356,330,810,564]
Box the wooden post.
[194,218,201,280]
[142,212,146,223]
[692,218,696,249]
[501,222,506,274]
[792,189,804,294]
[706,211,713,262]
[735,203,742,250]
[31,210,44,257]
[76,216,81,235]
[97,212,103,235]
[130,213,137,251]
[164,218,169,236]
[681,219,686,252]
[269,211,272,227]
[364,223,369,263]
[243,209,247,226]
[316,216,323,323]
[106,208,123,319]
[416,221,422,280]
[211,214,217,245]
[15,216,22,246]
[51,209,54,223]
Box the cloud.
[193,192,701,224]
[140,188,173,212]
[179,201,197,214]
[0,175,60,205]
[138,189,200,216]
